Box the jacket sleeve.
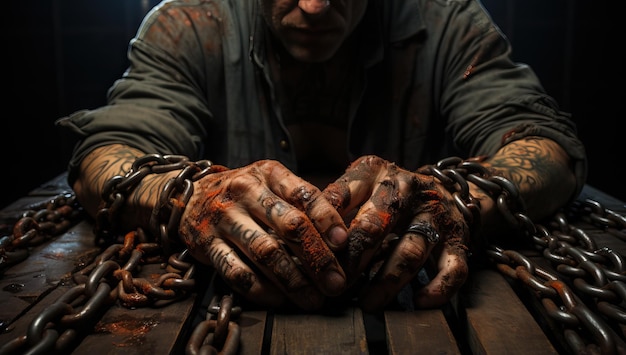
[55,0,227,185]
[423,0,587,198]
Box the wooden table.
[1,173,624,354]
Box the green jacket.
[57,0,587,196]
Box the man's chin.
[284,43,341,63]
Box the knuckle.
[291,185,321,207]
[397,245,427,272]
[453,260,470,280]
[350,155,387,171]
[223,266,255,294]
[397,238,428,266]
[352,214,387,237]
[249,235,283,263]
[228,173,257,195]
[282,211,309,239]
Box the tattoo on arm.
[82,145,144,193]
[486,137,558,192]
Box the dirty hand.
[178,160,349,310]
[323,155,470,311]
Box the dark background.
[1,0,624,209]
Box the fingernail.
[328,226,347,247]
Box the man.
[56,0,587,312]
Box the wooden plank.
[239,310,268,354]
[26,172,73,197]
[270,307,368,354]
[7,177,621,354]
[385,309,460,354]
[0,284,77,350]
[0,172,72,224]
[0,214,199,354]
[71,263,198,355]
[461,269,558,355]
[578,185,625,212]
[0,221,101,326]
[0,262,199,354]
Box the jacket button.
[280,140,289,151]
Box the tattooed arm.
[73,144,350,311]
[72,144,168,228]
[470,136,577,238]
[322,137,577,311]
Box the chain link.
[187,291,242,355]
[0,228,198,354]
[2,156,626,353]
[0,193,83,271]
[95,154,216,249]
[420,157,626,354]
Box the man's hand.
[178,160,349,310]
[323,155,471,312]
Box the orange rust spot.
[204,189,222,200]
[549,280,566,292]
[210,199,234,211]
[300,228,333,274]
[94,314,159,347]
[141,282,153,293]
[376,210,392,227]
[193,217,211,235]
[170,197,186,209]
[424,189,441,200]
[463,64,474,79]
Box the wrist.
[118,172,177,231]
[95,154,216,252]
[418,156,531,249]
[468,181,503,238]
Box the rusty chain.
[1,155,626,354]
[420,157,626,355]
[186,278,242,355]
[0,226,197,354]
[0,155,242,355]
[94,153,215,250]
[0,193,83,272]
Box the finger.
[239,163,347,296]
[182,181,327,310]
[413,238,469,308]
[224,215,328,310]
[340,160,417,277]
[323,156,386,215]
[358,221,438,312]
[250,187,346,296]
[203,236,287,308]
[263,161,349,249]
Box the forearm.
[73,144,175,231]
[470,136,577,238]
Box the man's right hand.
[178,159,349,310]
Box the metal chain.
[0,193,83,272]
[95,154,215,249]
[187,291,242,355]
[0,227,197,354]
[2,155,626,354]
[420,157,626,354]
[0,155,235,354]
